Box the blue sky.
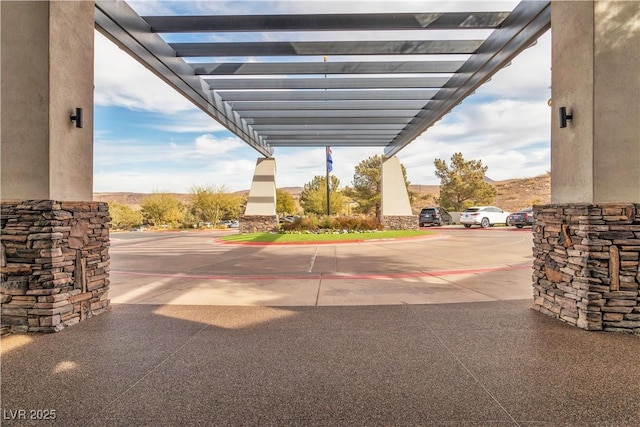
[93,0,551,193]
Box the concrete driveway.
[108,227,535,306]
[3,227,640,426]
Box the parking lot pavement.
[4,229,639,426]
[108,228,535,306]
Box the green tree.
[345,155,411,219]
[108,202,143,230]
[188,185,243,226]
[276,189,296,216]
[140,193,184,227]
[434,152,496,211]
[300,175,343,215]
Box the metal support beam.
[191,61,464,75]
[143,12,511,32]
[385,1,551,157]
[172,40,484,57]
[94,1,273,157]
[217,90,438,102]
[206,77,450,90]
[93,1,550,157]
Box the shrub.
[279,215,382,233]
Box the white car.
[460,206,511,228]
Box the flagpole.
[326,146,330,216]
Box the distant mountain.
[94,173,550,214]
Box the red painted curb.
[215,233,444,246]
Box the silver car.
[460,206,511,228]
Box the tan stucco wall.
[592,2,640,202]
[1,2,51,199]
[49,1,95,201]
[1,1,94,201]
[551,1,640,203]
[380,156,412,216]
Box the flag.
[326,146,333,173]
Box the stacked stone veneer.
[239,215,279,233]
[533,203,640,334]
[381,215,418,231]
[1,200,110,333]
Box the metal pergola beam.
[191,61,464,75]
[246,117,414,125]
[260,130,401,137]
[228,100,429,110]
[94,1,551,158]
[385,1,551,156]
[217,90,438,102]
[239,110,421,118]
[94,1,273,157]
[143,12,511,32]
[252,124,406,131]
[267,131,396,142]
[205,77,450,90]
[171,40,484,57]
[268,140,391,147]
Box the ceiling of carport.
[94,1,550,158]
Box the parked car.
[460,206,511,228]
[419,206,452,227]
[507,207,535,228]
[279,216,296,224]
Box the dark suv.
[419,207,452,227]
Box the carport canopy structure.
[95,1,550,158]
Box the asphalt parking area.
[4,227,639,427]
[108,227,535,306]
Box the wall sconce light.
[558,106,573,128]
[70,107,83,128]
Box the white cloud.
[94,32,195,114]
[272,146,384,188]
[94,157,260,194]
[193,134,246,156]
[474,32,552,101]
[95,133,247,166]
[94,138,173,167]
[94,170,209,194]
[148,113,227,133]
[398,97,551,185]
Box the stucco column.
[550,1,639,204]
[380,156,417,230]
[1,1,94,201]
[1,2,108,333]
[533,1,640,333]
[239,158,279,233]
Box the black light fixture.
[70,107,83,128]
[558,106,573,128]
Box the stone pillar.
[533,2,640,333]
[0,2,108,333]
[380,157,417,230]
[1,201,110,333]
[533,204,640,333]
[239,158,279,233]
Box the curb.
[215,233,446,246]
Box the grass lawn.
[219,230,433,243]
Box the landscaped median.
[217,230,435,245]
